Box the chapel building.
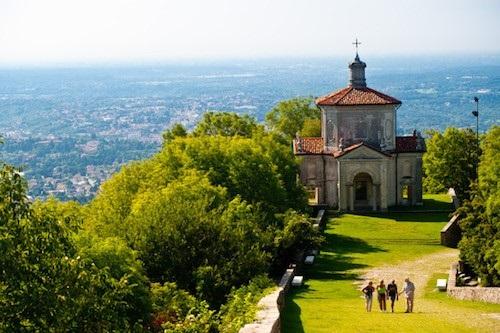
[294,52,425,211]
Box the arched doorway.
[353,172,375,210]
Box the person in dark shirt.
[377,280,387,312]
[387,280,399,312]
[362,281,375,312]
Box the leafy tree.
[265,97,320,139]
[75,234,152,324]
[272,210,324,274]
[150,282,216,333]
[111,173,271,307]
[0,164,150,331]
[458,126,500,286]
[193,111,260,138]
[163,123,187,144]
[300,118,321,137]
[423,127,479,201]
[155,135,306,215]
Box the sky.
[1,0,499,65]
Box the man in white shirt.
[400,277,415,313]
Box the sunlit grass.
[282,195,499,333]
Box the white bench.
[304,255,315,265]
[292,276,304,287]
[436,279,447,291]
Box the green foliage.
[150,282,216,333]
[76,234,152,323]
[193,111,261,137]
[218,275,274,333]
[155,135,306,215]
[84,121,309,314]
[163,123,188,144]
[300,118,321,137]
[423,127,479,201]
[458,126,500,286]
[273,210,324,272]
[265,97,320,139]
[0,163,150,331]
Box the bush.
[218,275,274,333]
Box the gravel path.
[356,248,500,332]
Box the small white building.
[294,52,425,211]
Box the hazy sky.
[1,0,499,65]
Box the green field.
[282,195,500,333]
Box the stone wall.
[440,188,461,248]
[440,214,461,248]
[447,263,500,304]
[239,210,328,333]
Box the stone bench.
[291,276,303,287]
[436,279,447,291]
[304,255,315,265]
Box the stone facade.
[294,54,425,210]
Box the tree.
[458,126,500,286]
[265,97,320,139]
[0,164,150,331]
[300,118,321,137]
[163,123,187,144]
[423,127,479,201]
[120,174,271,307]
[150,282,216,333]
[193,111,260,138]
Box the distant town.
[1,59,498,201]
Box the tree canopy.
[265,97,320,139]
[1,105,322,331]
[458,126,500,286]
[192,111,261,138]
[423,127,479,201]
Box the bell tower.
[348,38,367,88]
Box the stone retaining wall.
[447,263,500,304]
[440,214,461,248]
[239,209,327,333]
[440,188,461,248]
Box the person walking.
[387,280,398,312]
[376,280,387,312]
[400,278,415,313]
[362,281,375,312]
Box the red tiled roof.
[294,137,324,154]
[294,139,396,158]
[396,136,425,153]
[316,86,401,106]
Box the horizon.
[1,0,500,66]
[2,53,500,70]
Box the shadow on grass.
[281,298,305,333]
[388,198,453,212]
[282,220,385,332]
[302,234,386,281]
[322,233,387,254]
[358,212,452,223]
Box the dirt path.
[357,248,458,296]
[356,248,500,332]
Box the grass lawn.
[282,195,500,333]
